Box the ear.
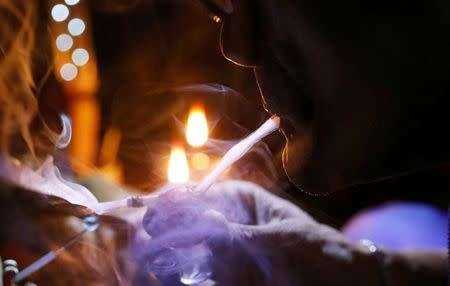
[220,0,263,67]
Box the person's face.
[202,0,450,194]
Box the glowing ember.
[186,106,208,147]
[168,146,190,183]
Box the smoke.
[0,78,285,286]
[0,1,290,285]
[0,191,134,286]
[131,180,303,286]
[108,84,288,285]
[109,83,279,192]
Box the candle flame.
[186,106,208,147]
[168,146,190,183]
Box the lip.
[253,44,315,165]
[280,117,298,139]
[257,49,311,137]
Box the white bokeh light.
[51,4,69,22]
[68,18,86,36]
[65,0,80,5]
[60,63,78,81]
[71,48,89,66]
[56,34,73,51]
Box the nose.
[219,1,262,67]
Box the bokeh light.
[68,18,86,36]
[168,146,190,183]
[65,0,80,5]
[190,153,210,171]
[60,63,78,81]
[56,34,73,51]
[72,48,89,66]
[51,4,69,22]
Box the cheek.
[219,0,263,67]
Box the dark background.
[0,1,447,284]
[87,0,449,227]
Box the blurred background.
[0,0,448,284]
[36,0,447,223]
[40,0,272,188]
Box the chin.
[281,129,347,196]
[254,54,334,194]
[281,129,315,195]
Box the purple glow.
[342,201,447,250]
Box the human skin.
[142,181,447,285]
[212,0,450,195]
[190,1,449,285]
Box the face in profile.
[203,0,450,194]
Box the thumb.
[202,209,233,245]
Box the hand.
[138,180,381,286]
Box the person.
[142,0,448,285]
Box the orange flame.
[168,146,190,183]
[186,105,208,147]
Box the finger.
[208,180,315,223]
[143,192,207,238]
[202,209,234,248]
[143,207,232,249]
[229,218,348,249]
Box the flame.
[186,105,208,147]
[168,146,190,183]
